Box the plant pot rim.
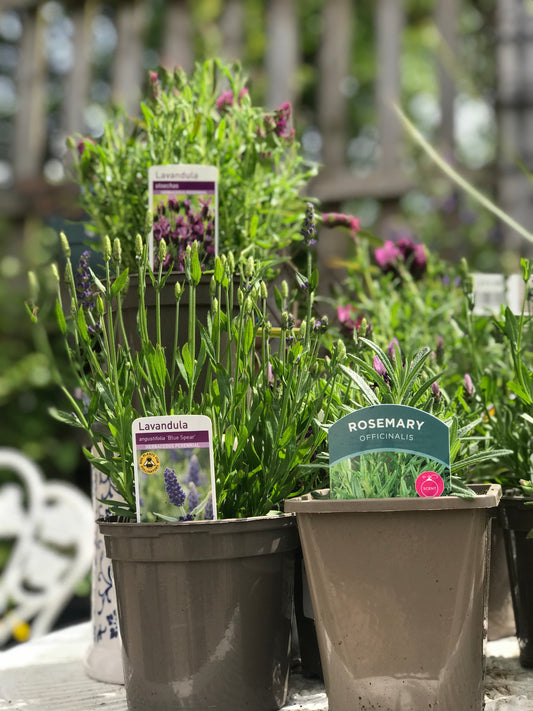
[97,512,298,562]
[285,483,502,513]
[97,512,296,538]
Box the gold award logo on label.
[139,451,160,474]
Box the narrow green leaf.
[110,267,130,298]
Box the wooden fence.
[1,0,532,260]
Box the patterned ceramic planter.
[84,466,123,684]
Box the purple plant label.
[148,164,219,271]
[132,415,217,522]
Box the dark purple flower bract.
[164,468,186,507]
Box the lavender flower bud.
[175,280,183,300]
[335,339,347,361]
[214,256,224,284]
[103,235,112,262]
[245,256,255,278]
[50,263,60,284]
[158,238,168,264]
[164,468,186,507]
[373,356,387,378]
[60,232,71,259]
[281,280,289,299]
[135,234,143,260]
[431,381,441,401]
[260,281,268,300]
[464,373,475,399]
[112,238,122,266]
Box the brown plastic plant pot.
[285,483,502,711]
[499,495,533,667]
[98,514,298,711]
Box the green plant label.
[148,164,218,270]
[133,414,217,522]
[329,404,450,499]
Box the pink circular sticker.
[415,471,445,498]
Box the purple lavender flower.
[373,355,392,387]
[300,202,317,246]
[187,454,201,486]
[387,338,400,362]
[274,102,292,137]
[431,381,441,401]
[164,468,186,507]
[204,498,214,520]
[373,356,387,378]
[322,212,361,241]
[216,89,234,111]
[464,373,475,399]
[187,483,200,513]
[375,241,401,270]
[75,251,95,310]
[149,70,161,100]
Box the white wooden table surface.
[0,623,532,711]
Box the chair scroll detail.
[0,448,93,647]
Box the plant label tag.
[328,404,451,499]
[132,414,217,522]
[472,272,506,315]
[148,164,218,270]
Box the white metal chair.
[0,448,93,647]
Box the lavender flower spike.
[187,454,201,486]
[464,373,475,398]
[300,202,317,246]
[373,356,387,378]
[164,468,186,507]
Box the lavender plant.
[68,58,316,271]
[28,222,342,519]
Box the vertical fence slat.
[264,0,298,109]
[376,0,404,174]
[435,0,459,155]
[496,0,533,257]
[13,5,47,181]
[161,0,193,72]
[317,0,352,173]
[111,0,147,114]
[219,0,244,64]
[62,2,96,137]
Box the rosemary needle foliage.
[29,233,343,519]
